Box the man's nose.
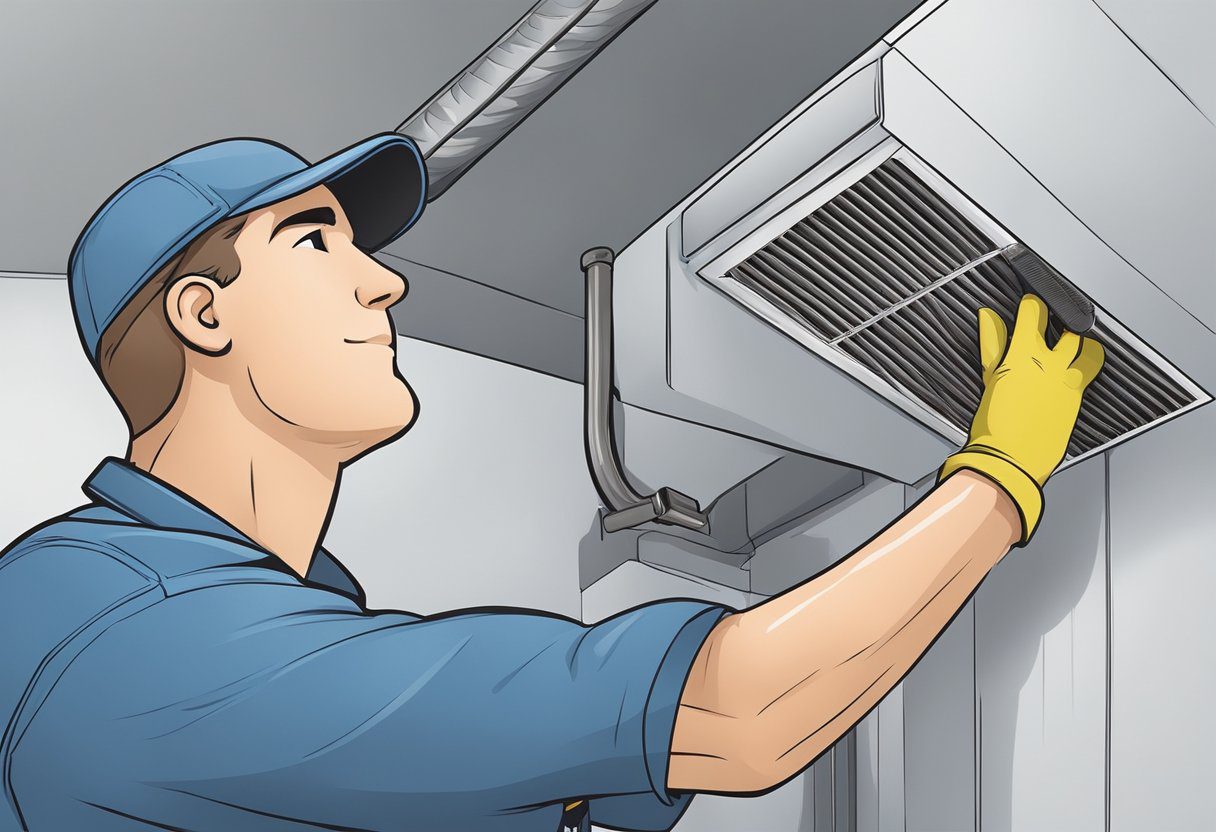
[356,259,409,311]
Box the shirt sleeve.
[14,579,729,831]
[584,599,728,831]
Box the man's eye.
[294,229,328,252]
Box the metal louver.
[723,158,1204,462]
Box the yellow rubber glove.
[938,294,1105,544]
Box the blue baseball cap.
[68,132,427,365]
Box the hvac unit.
[609,0,1214,486]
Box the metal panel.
[1108,405,1215,831]
[876,683,906,831]
[1094,0,1216,123]
[897,0,1216,332]
[975,456,1108,831]
[854,708,880,832]
[746,477,905,597]
[902,598,977,832]
[681,61,884,257]
[637,534,751,593]
[615,400,786,509]
[659,773,816,832]
[581,560,753,623]
[744,455,864,547]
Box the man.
[0,133,1103,831]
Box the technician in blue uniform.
[0,133,1103,831]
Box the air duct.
[398,0,660,199]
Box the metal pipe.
[583,247,645,509]
[581,247,710,534]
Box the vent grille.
[725,159,1201,459]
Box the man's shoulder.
[1,507,155,584]
[0,506,289,598]
[0,510,169,741]
[0,508,347,727]
[0,509,171,650]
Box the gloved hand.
[938,294,1105,544]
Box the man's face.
[213,185,417,455]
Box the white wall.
[1108,405,1215,832]
[0,277,128,545]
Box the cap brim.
[232,133,427,251]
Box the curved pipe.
[583,247,644,509]
[582,247,709,534]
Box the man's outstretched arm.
[671,468,1017,792]
[671,295,1106,794]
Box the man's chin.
[338,397,417,459]
[324,420,409,463]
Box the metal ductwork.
[398,0,660,199]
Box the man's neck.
[129,370,340,578]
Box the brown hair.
[97,217,247,437]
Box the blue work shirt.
[0,458,731,831]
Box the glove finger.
[1069,336,1106,385]
[1053,330,1082,365]
[1010,294,1049,353]
[977,307,1008,384]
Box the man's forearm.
[669,470,1021,793]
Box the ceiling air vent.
[721,158,1206,464]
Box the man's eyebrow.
[270,206,337,240]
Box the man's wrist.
[938,452,1040,545]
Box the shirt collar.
[81,456,365,604]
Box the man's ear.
[164,275,232,355]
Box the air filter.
[723,158,1205,463]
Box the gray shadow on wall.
[974,459,1106,832]
[578,511,641,595]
